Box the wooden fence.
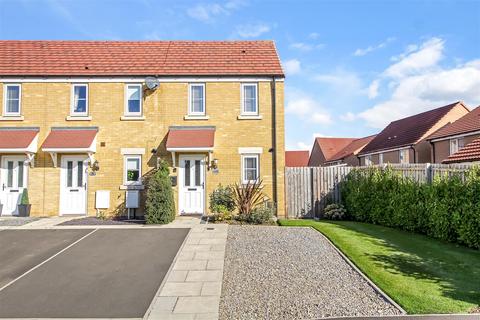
[285,163,475,218]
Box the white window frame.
[70,84,88,116]
[399,149,408,164]
[449,138,465,155]
[241,83,258,115]
[241,154,260,184]
[365,155,372,166]
[3,84,21,116]
[123,155,142,186]
[188,83,206,116]
[379,153,384,165]
[124,84,143,117]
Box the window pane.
[191,86,204,113]
[244,157,258,181]
[74,99,87,113]
[245,169,257,181]
[77,161,83,187]
[128,100,140,113]
[195,160,201,186]
[184,160,190,186]
[127,158,139,170]
[126,158,140,182]
[7,86,19,99]
[73,86,87,113]
[127,86,140,100]
[17,161,24,188]
[244,85,257,113]
[67,161,73,187]
[7,161,13,188]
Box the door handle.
[202,182,205,189]
[84,182,87,190]
[2,184,4,191]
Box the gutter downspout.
[430,140,436,163]
[411,146,416,163]
[271,76,278,216]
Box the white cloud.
[308,32,320,40]
[289,42,325,51]
[283,59,301,75]
[285,88,332,125]
[312,133,331,138]
[296,141,311,150]
[314,69,363,94]
[312,112,332,124]
[340,112,356,122]
[353,37,395,56]
[234,22,270,38]
[368,80,380,99]
[187,1,245,23]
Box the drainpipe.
[430,140,436,163]
[411,146,416,163]
[271,76,278,215]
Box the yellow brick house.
[0,40,285,218]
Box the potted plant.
[17,189,31,217]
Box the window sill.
[184,115,210,120]
[0,115,24,121]
[237,115,262,120]
[66,115,92,121]
[119,184,145,190]
[120,116,145,121]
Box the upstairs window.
[241,83,258,115]
[71,84,88,116]
[242,154,259,184]
[189,83,205,115]
[124,155,142,185]
[450,138,464,155]
[125,84,142,116]
[3,84,21,116]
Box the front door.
[179,155,205,215]
[60,155,88,215]
[0,156,28,216]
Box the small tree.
[21,188,30,205]
[145,160,175,224]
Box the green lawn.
[278,219,480,314]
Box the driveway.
[0,228,189,318]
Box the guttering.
[271,76,278,215]
[429,130,480,143]
[358,145,412,157]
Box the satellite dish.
[145,77,160,90]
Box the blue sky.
[1,0,479,150]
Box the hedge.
[341,166,480,249]
[145,160,176,224]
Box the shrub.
[145,160,175,224]
[237,204,274,224]
[323,203,346,220]
[231,180,265,215]
[20,188,30,205]
[209,184,235,213]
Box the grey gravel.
[0,217,39,226]
[220,226,402,320]
[58,217,145,226]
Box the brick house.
[0,40,286,217]
[323,135,376,166]
[358,102,469,165]
[427,106,480,163]
[307,137,356,166]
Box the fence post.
[425,163,432,184]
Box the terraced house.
[0,40,285,217]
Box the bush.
[20,188,30,205]
[237,204,274,224]
[342,166,480,249]
[323,203,346,220]
[145,160,175,224]
[231,180,265,215]
[209,184,235,213]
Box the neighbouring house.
[324,134,377,166]
[358,102,469,165]
[442,138,480,164]
[0,40,286,217]
[308,137,356,166]
[427,106,480,163]
[285,150,309,167]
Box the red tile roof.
[428,106,480,140]
[0,40,284,76]
[360,102,467,155]
[41,127,98,149]
[314,137,357,161]
[0,127,39,149]
[328,134,377,162]
[285,151,309,167]
[443,138,480,164]
[166,126,215,149]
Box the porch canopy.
[166,126,215,167]
[41,127,98,167]
[0,127,39,165]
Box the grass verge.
[278,219,480,314]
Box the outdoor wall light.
[211,158,219,170]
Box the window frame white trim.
[365,155,373,166]
[449,138,465,155]
[124,84,143,117]
[188,83,206,116]
[3,84,21,116]
[241,154,260,184]
[240,83,259,116]
[123,154,142,186]
[70,83,89,117]
[379,153,384,164]
[399,149,408,164]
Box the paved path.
[146,223,228,320]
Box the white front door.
[179,155,205,215]
[0,156,28,216]
[60,155,88,215]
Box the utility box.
[95,190,110,209]
[126,190,140,208]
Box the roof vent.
[241,50,246,54]
[84,66,89,70]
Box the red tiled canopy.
[166,126,215,150]
[443,138,480,164]
[0,127,39,150]
[41,127,98,150]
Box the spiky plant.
[231,180,265,216]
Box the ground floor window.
[242,154,259,183]
[124,155,142,185]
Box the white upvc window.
[379,153,384,164]
[188,83,206,115]
[71,84,88,116]
[241,154,259,184]
[123,155,142,185]
[450,138,465,155]
[124,84,143,116]
[365,155,372,166]
[241,83,258,115]
[399,149,408,164]
[3,84,21,116]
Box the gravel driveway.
[220,226,402,320]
